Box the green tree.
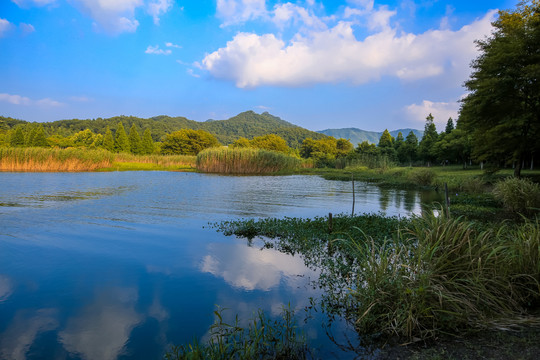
[356,141,379,155]
[141,129,155,154]
[103,127,115,152]
[378,129,396,160]
[403,131,418,165]
[444,118,455,134]
[336,138,353,157]
[394,132,406,163]
[418,114,438,166]
[128,124,143,154]
[249,134,289,153]
[71,129,95,147]
[230,137,251,148]
[114,122,130,153]
[10,127,25,147]
[31,125,48,147]
[459,0,540,177]
[161,129,220,155]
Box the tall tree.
[403,131,418,165]
[9,127,25,147]
[161,129,220,155]
[128,124,143,155]
[114,122,130,153]
[103,126,115,152]
[445,118,455,134]
[459,0,540,177]
[141,128,154,154]
[418,114,438,166]
[31,125,48,147]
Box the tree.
[31,125,48,147]
[161,129,220,155]
[230,137,251,148]
[71,129,95,147]
[394,132,406,163]
[141,129,155,154]
[128,124,143,155]
[249,134,289,153]
[445,118,455,134]
[418,114,438,166]
[377,129,396,161]
[459,0,540,177]
[10,127,25,147]
[103,127,115,152]
[403,131,418,165]
[114,122,130,153]
[336,138,353,157]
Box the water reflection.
[0,309,58,360]
[0,275,13,302]
[59,287,143,360]
[201,239,318,291]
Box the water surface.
[0,172,438,359]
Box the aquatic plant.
[196,147,301,174]
[164,305,311,360]
[0,147,114,171]
[493,177,540,214]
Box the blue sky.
[0,0,519,131]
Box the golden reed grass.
[0,147,114,172]
[114,153,196,168]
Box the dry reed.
[0,147,114,172]
[114,153,196,168]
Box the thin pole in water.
[444,182,450,218]
[351,173,355,216]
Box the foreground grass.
[215,212,540,344]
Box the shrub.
[493,177,540,214]
[407,168,436,186]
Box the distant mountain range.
[1,111,423,148]
[318,127,424,146]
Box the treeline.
[0,111,326,149]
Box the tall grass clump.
[164,306,311,360]
[493,177,540,214]
[197,147,301,174]
[115,153,196,167]
[339,212,540,340]
[407,168,436,186]
[0,147,114,171]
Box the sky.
[0,0,520,131]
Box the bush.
[493,177,540,214]
[407,168,436,186]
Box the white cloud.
[165,42,181,48]
[367,5,396,31]
[272,3,326,30]
[405,99,460,128]
[0,19,14,37]
[70,95,92,102]
[217,0,267,26]
[19,23,35,35]
[186,68,200,78]
[147,0,173,25]
[202,10,496,88]
[0,93,64,107]
[145,44,172,55]
[72,0,142,34]
[11,0,56,7]
[0,93,32,105]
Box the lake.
[0,172,439,359]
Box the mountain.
[1,111,327,148]
[318,127,423,146]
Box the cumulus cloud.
[202,8,496,88]
[405,99,460,128]
[0,93,64,107]
[145,44,172,55]
[70,0,142,34]
[0,19,14,37]
[147,0,173,25]
[272,3,326,30]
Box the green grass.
[215,212,540,343]
[164,305,311,360]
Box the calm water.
[0,172,439,359]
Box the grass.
[196,147,302,174]
[0,147,114,171]
[215,211,540,344]
[164,305,311,360]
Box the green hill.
[1,111,327,148]
[318,127,423,146]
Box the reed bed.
[0,147,114,172]
[114,153,196,168]
[196,147,301,174]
